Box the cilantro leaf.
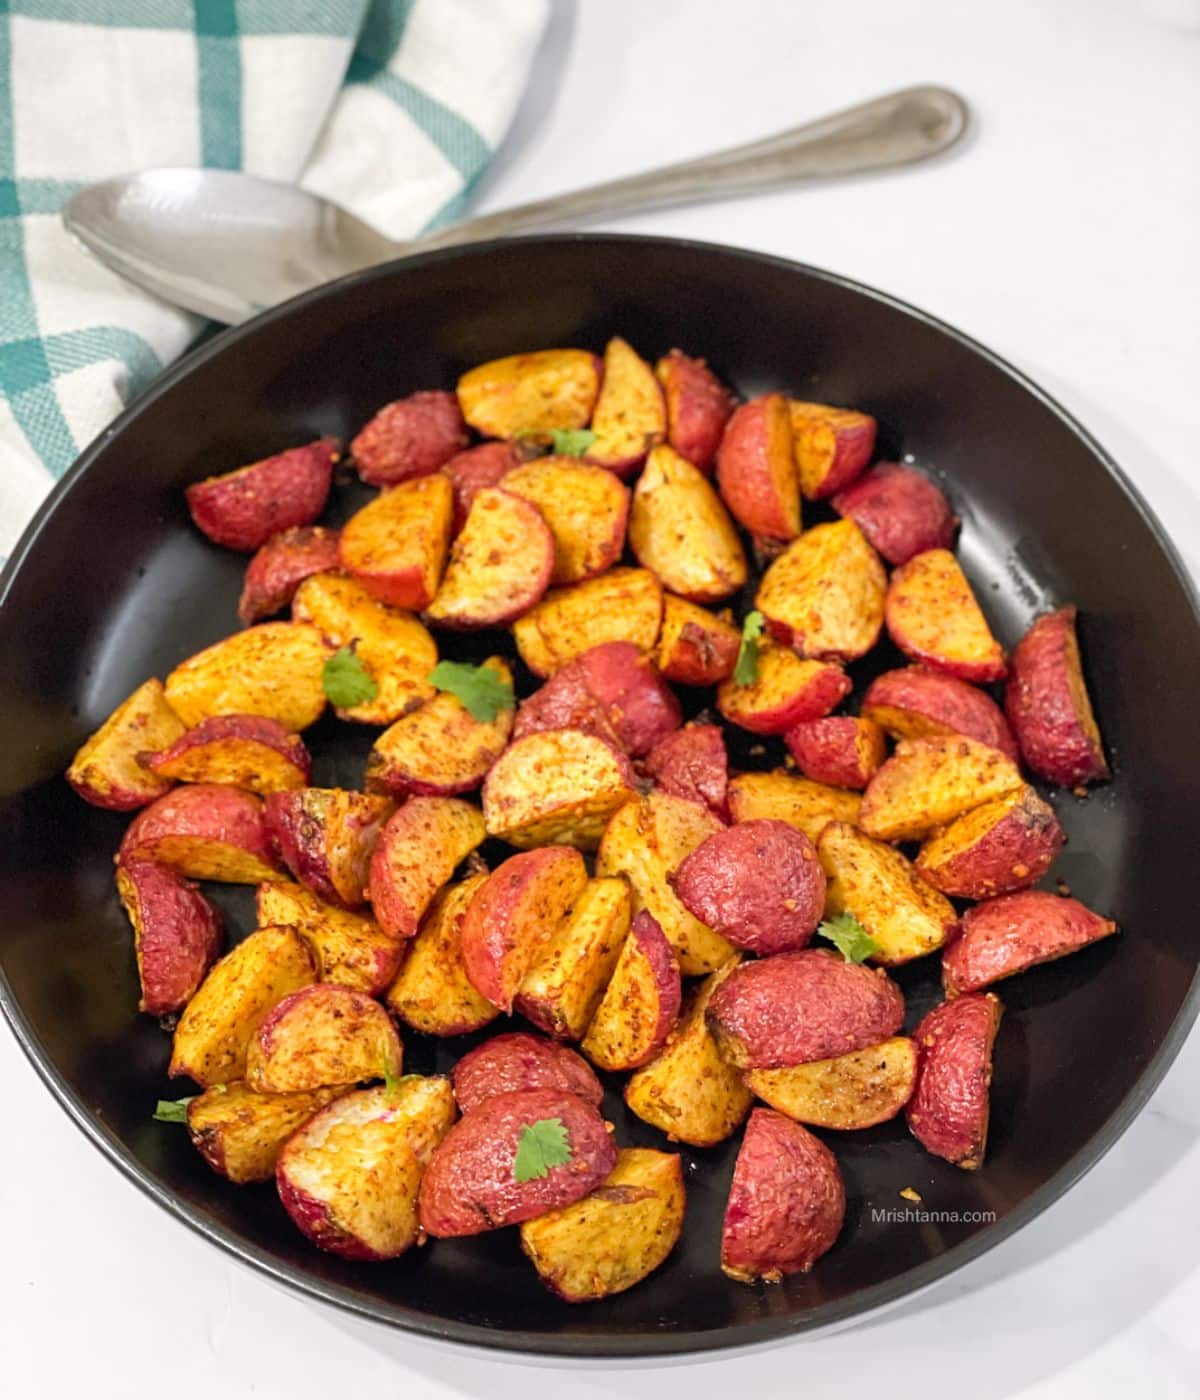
[323,645,379,708]
[513,1117,572,1182]
[153,1096,196,1124]
[816,912,880,964]
[428,660,515,722]
[382,1063,422,1101]
[549,427,596,457]
[733,610,765,686]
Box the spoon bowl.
[63,85,969,323]
[64,168,397,325]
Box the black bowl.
[2,235,1198,1358]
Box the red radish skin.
[789,402,877,500]
[276,1172,391,1262]
[119,784,281,882]
[442,441,528,532]
[720,1108,845,1281]
[264,789,393,909]
[642,722,728,818]
[577,642,681,755]
[513,662,617,748]
[351,391,468,486]
[656,349,735,473]
[116,858,223,1015]
[186,438,337,552]
[943,890,1117,996]
[715,394,800,540]
[672,820,825,956]
[784,715,887,791]
[513,642,681,757]
[459,846,588,1011]
[452,1033,603,1114]
[149,714,310,788]
[366,797,485,941]
[832,462,958,565]
[418,1087,617,1237]
[618,911,683,1066]
[1004,607,1109,786]
[862,666,1018,760]
[707,949,905,1069]
[238,526,342,624]
[907,993,1002,1168]
[916,789,1065,900]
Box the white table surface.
[4,2,1199,1395]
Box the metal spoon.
[63,85,968,326]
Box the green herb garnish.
[733,610,766,686]
[428,660,515,722]
[322,645,379,708]
[383,1062,419,1102]
[153,1097,196,1124]
[549,427,596,457]
[816,912,880,964]
[513,1117,572,1182]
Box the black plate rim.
[2,231,1198,1359]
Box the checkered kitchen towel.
[0,0,549,559]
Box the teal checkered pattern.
[0,0,547,554]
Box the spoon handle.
[419,85,968,250]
